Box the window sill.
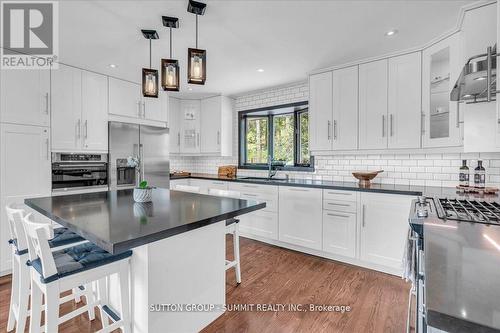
[238,165,314,172]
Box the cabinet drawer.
[228,182,278,196]
[323,199,357,213]
[238,211,278,240]
[323,189,357,202]
[323,211,356,258]
[240,192,277,213]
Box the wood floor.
[0,236,410,333]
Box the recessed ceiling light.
[257,68,264,73]
[109,64,117,68]
[385,29,398,37]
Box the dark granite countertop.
[25,188,266,254]
[424,217,500,332]
[171,173,458,197]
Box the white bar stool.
[22,213,132,333]
[208,188,242,284]
[5,204,89,333]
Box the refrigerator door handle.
[139,143,144,182]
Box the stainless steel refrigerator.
[108,121,169,190]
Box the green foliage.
[139,180,148,189]
[246,117,268,164]
[299,112,310,164]
[273,114,294,165]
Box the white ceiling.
[59,0,473,97]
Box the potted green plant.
[133,180,153,203]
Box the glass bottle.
[474,160,486,188]
[459,160,469,187]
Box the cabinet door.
[239,211,278,241]
[1,69,50,126]
[279,187,322,250]
[180,100,201,154]
[322,211,356,258]
[422,33,462,148]
[359,193,412,271]
[169,97,181,154]
[332,66,358,150]
[143,93,167,122]
[309,72,333,151]
[82,71,108,151]
[200,96,222,153]
[108,77,141,118]
[0,124,51,271]
[359,59,388,149]
[388,52,422,149]
[50,65,82,151]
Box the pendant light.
[187,0,207,85]
[161,16,180,92]
[141,29,159,98]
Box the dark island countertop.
[25,188,266,254]
[171,173,464,197]
[424,216,500,333]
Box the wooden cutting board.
[218,165,237,178]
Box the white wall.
[170,82,500,188]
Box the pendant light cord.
[149,38,152,69]
[195,14,198,49]
[169,27,173,58]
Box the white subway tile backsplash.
[171,82,500,188]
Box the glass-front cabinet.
[422,32,463,148]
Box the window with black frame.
[238,101,312,171]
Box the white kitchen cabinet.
[322,210,356,258]
[200,96,233,156]
[0,69,50,127]
[359,192,412,271]
[309,71,333,151]
[51,64,82,151]
[279,186,322,250]
[0,124,51,273]
[422,33,462,148]
[51,65,107,152]
[388,52,422,149]
[144,92,168,123]
[358,59,388,149]
[180,100,201,154]
[189,179,228,194]
[169,97,181,154]
[239,210,278,241]
[332,66,358,150]
[81,71,108,151]
[108,77,142,119]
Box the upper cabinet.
[1,69,50,127]
[388,52,422,149]
[171,96,233,156]
[108,77,167,123]
[358,59,388,149]
[332,66,358,150]
[422,33,462,148]
[309,71,333,151]
[51,64,108,152]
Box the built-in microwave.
[51,153,108,192]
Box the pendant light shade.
[187,0,207,85]
[141,29,159,98]
[161,16,180,91]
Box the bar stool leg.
[119,263,131,333]
[97,277,109,328]
[84,282,95,320]
[45,284,60,333]
[29,282,43,333]
[6,259,19,332]
[16,262,31,333]
[233,224,241,284]
[74,287,82,303]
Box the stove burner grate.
[437,198,500,224]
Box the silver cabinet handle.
[77,119,81,138]
[197,133,200,146]
[142,101,146,118]
[288,188,309,192]
[326,213,349,218]
[84,120,88,139]
[44,93,49,114]
[327,120,331,140]
[456,102,460,128]
[137,101,142,117]
[382,115,386,137]
[139,143,144,181]
[217,131,220,145]
[333,120,337,140]
[487,46,492,102]
[243,184,258,188]
[177,132,181,146]
[45,138,50,160]
[362,204,366,227]
[327,202,350,207]
[327,191,352,196]
[212,181,225,185]
[390,114,393,137]
[242,193,258,197]
[421,113,425,134]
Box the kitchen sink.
[239,176,289,182]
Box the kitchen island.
[25,188,266,333]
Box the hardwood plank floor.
[0,236,410,333]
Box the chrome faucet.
[268,156,280,179]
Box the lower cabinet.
[359,192,413,270]
[278,187,322,250]
[238,210,278,240]
[322,210,357,258]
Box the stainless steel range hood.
[451,45,497,103]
